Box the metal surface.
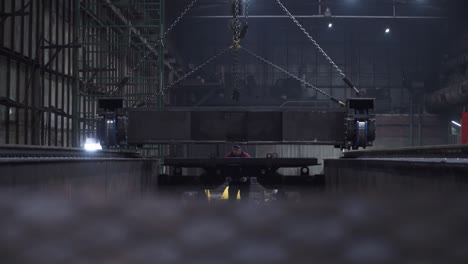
[127,108,347,145]
[164,157,319,168]
[343,144,468,159]
[325,145,468,192]
[0,158,157,194]
[0,145,156,195]
[324,157,468,192]
[161,157,321,188]
[0,144,141,159]
[282,111,345,142]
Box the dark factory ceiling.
[167,0,464,19]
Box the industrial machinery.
[158,156,324,200]
[128,98,375,196]
[126,98,375,149]
[96,99,128,148]
[96,98,375,195]
[93,0,376,195]
[344,98,376,150]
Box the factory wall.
[426,25,468,112]
[0,0,167,147]
[0,0,75,146]
[373,114,449,148]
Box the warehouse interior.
[1,0,468,263]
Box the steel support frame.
[77,0,166,150]
[0,0,76,147]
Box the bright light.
[328,23,333,28]
[385,28,391,34]
[452,121,462,127]
[84,138,102,151]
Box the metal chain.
[232,48,240,101]
[240,46,345,106]
[276,0,345,78]
[245,0,250,25]
[232,0,241,101]
[160,46,232,96]
[127,0,199,77]
[234,0,241,41]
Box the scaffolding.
[77,0,165,152]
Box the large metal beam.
[164,157,319,168]
[127,107,346,145]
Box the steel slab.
[163,157,319,168]
[128,108,346,144]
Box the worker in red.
[224,145,251,201]
[225,145,251,158]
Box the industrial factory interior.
[1,0,468,263]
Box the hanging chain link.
[240,46,345,106]
[231,0,241,101]
[276,0,345,78]
[160,46,232,96]
[232,47,240,101]
[245,0,250,25]
[123,0,199,80]
[233,0,241,41]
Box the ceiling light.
[452,121,461,127]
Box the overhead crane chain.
[275,0,361,96]
[112,0,199,94]
[275,0,344,77]
[245,0,250,24]
[240,46,346,107]
[232,0,242,101]
[233,0,241,42]
[239,0,250,38]
[161,46,233,96]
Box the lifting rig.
[96,0,376,194]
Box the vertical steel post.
[72,0,80,147]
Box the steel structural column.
[72,0,80,147]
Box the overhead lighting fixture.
[385,27,391,34]
[452,121,462,127]
[324,7,332,17]
[328,23,333,28]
